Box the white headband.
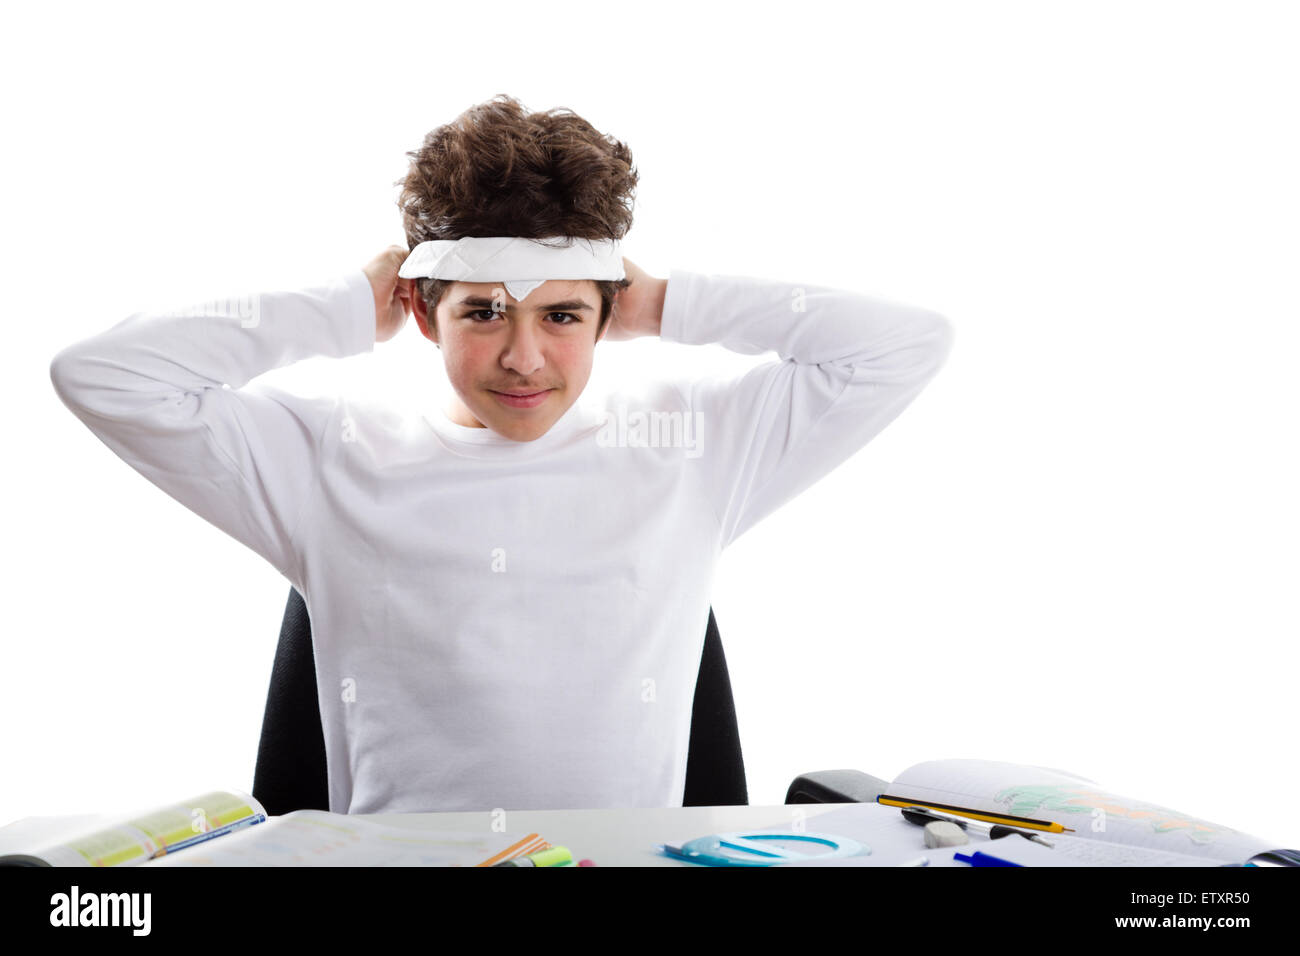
[398,236,625,302]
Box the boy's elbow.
[49,346,99,412]
[49,350,78,405]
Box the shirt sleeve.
[660,268,953,550]
[48,268,376,582]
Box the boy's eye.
[467,310,580,324]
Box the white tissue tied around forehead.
[502,279,547,302]
[398,236,626,285]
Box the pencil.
[877,795,1074,833]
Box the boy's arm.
[659,268,953,550]
[48,268,376,582]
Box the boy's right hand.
[362,245,415,343]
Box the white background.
[4,0,1297,849]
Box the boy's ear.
[412,293,439,346]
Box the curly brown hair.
[395,94,638,339]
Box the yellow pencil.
[877,795,1074,834]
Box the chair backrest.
[253,587,747,814]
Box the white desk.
[0,804,852,867]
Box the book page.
[888,759,1286,863]
[773,827,1225,866]
[2,791,267,867]
[146,809,551,867]
[778,804,1228,866]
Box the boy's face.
[412,279,608,442]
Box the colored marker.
[493,845,574,867]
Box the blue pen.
[953,850,1023,867]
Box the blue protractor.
[672,830,868,867]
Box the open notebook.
[771,759,1299,866]
[0,791,550,867]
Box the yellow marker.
[877,796,1073,834]
[524,846,574,867]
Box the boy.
[49,95,952,813]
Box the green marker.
[494,845,574,867]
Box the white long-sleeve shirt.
[49,266,953,813]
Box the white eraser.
[923,821,969,848]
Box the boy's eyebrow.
[456,295,595,312]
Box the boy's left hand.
[601,258,666,342]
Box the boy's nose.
[501,324,545,374]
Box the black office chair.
[253,587,752,815]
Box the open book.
[0,790,552,867]
[777,759,1299,866]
